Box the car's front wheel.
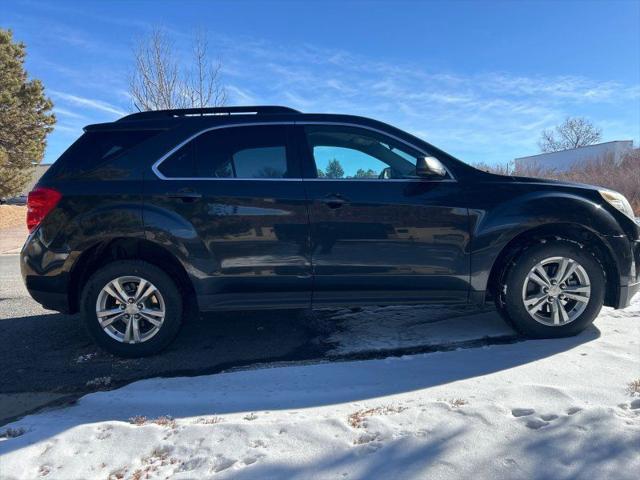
[498,240,605,338]
[80,260,183,357]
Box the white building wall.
[514,140,634,172]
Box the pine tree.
[325,158,344,179]
[0,29,55,198]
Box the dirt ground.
[0,205,26,229]
[0,206,27,254]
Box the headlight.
[599,190,636,220]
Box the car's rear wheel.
[80,260,183,357]
[498,240,605,338]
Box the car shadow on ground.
[0,303,600,399]
[0,315,601,457]
[0,308,322,396]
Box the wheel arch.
[486,223,620,308]
[67,237,197,316]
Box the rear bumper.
[25,288,71,313]
[20,231,73,313]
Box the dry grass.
[130,447,180,480]
[108,468,127,480]
[0,205,26,229]
[348,405,407,429]
[448,398,468,408]
[627,379,640,396]
[193,416,223,425]
[128,415,176,428]
[38,465,51,477]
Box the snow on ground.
[1,299,639,480]
[322,304,513,355]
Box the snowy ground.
[321,303,511,355]
[1,299,639,479]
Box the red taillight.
[27,187,62,233]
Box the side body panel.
[20,174,145,313]
[302,180,470,305]
[142,179,312,310]
[291,123,471,306]
[142,124,313,311]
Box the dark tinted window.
[196,126,289,178]
[49,130,160,178]
[157,141,195,178]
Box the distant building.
[20,163,50,196]
[514,140,634,172]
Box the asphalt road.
[0,255,337,424]
[0,254,503,426]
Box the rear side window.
[156,142,195,178]
[48,130,160,178]
[157,125,291,179]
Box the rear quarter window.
[45,130,161,179]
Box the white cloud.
[50,91,127,117]
[37,29,639,165]
[225,85,258,104]
[53,107,84,119]
[215,36,638,164]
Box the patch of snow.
[322,304,514,355]
[1,299,639,479]
[75,352,98,363]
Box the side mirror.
[416,156,447,178]
[379,167,392,179]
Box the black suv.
[22,106,639,356]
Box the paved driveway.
[0,254,506,426]
[0,225,27,254]
[0,255,331,424]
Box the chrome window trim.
[152,121,456,182]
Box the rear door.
[294,123,470,306]
[144,124,312,310]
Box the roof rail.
[118,106,301,122]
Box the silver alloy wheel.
[521,256,591,326]
[96,276,165,344]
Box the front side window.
[157,125,290,179]
[304,125,421,180]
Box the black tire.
[498,240,605,338]
[80,260,183,357]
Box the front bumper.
[612,237,640,309]
[618,281,640,309]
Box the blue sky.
[4,0,640,165]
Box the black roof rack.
[118,105,301,122]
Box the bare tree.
[182,30,226,108]
[129,28,226,111]
[538,117,602,152]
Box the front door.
[295,124,470,306]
